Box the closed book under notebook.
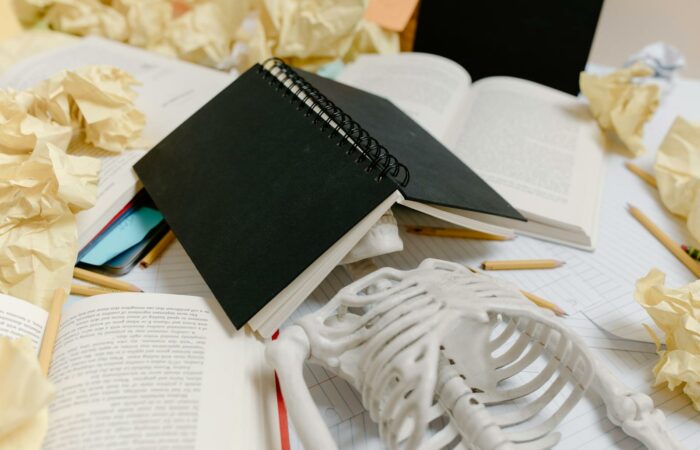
[134,59,522,337]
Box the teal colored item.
[80,207,164,266]
[316,60,345,79]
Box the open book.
[0,293,282,450]
[0,37,234,250]
[338,53,606,250]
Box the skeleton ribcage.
[268,259,682,450]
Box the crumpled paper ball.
[655,116,700,242]
[0,336,54,450]
[0,89,73,153]
[625,41,685,85]
[264,0,365,60]
[12,0,399,71]
[14,0,241,68]
[635,269,700,410]
[0,142,100,309]
[2,65,145,154]
[259,0,397,70]
[580,62,660,156]
[1,65,143,308]
[60,66,146,152]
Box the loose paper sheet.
[580,62,660,156]
[636,268,700,410]
[655,116,700,242]
[0,336,54,450]
[363,0,418,32]
[0,65,144,309]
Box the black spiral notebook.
[134,59,522,336]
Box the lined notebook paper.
[286,266,699,450]
[562,155,695,342]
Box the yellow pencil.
[38,289,66,375]
[628,204,700,278]
[73,267,142,292]
[625,162,657,188]
[70,284,122,297]
[140,230,176,268]
[520,290,568,317]
[466,267,567,316]
[405,226,513,241]
[481,259,565,271]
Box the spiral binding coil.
[258,58,410,187]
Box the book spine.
[258,58,410,187]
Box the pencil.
[73,267,142,292]
[140,230,176,268]
[481,259,565,271]
[628,204,700,278]
[625,162,657,188]
[405,226,513,241]
[520,290,568,317]
[465,266,567,316]
[38,289,66,375]
[70,284,122,297]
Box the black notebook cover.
[134,67,397,328]
[135,61,521,328]
[301,71,523,220]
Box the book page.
[0,294,48,353]
[337,53,472,142]
[0,37,234,250]
[43,294,279,450]
[449,76,605,232]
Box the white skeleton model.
[267,259,683,450]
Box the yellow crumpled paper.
[1,65,144,309]
[655,117,700,242]
[13,0,399,71]
[580,62,660,156]
[0,336,54,450]
[260,0,398,70]
[15,0,241,68]
[264,0,365,60]
[635,268,700,409]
